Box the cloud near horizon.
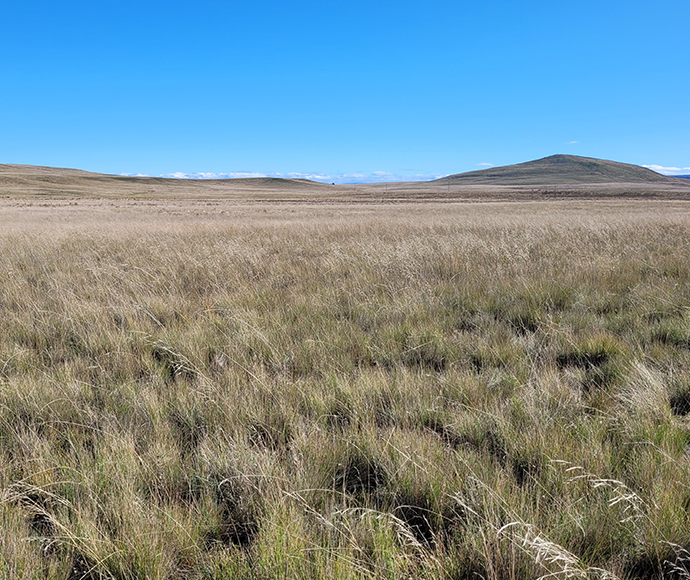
[122,170,445,184]
[642,164,690,176]
[476,163,494,167]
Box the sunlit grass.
[2,203,690,578]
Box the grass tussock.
[2,202,690,578]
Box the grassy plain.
[2,197,690,579]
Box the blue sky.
[1,0,689,183]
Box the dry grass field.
[2,159,690,202]
[2,194,690,579]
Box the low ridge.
[0,163,328,197]
[1,156,688,199]
[434,154,684,186]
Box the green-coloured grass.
[2,203,690,579]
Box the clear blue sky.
[1,0,689,182]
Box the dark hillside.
[435,154,686,186]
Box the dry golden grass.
[2,196,690,579]
[2,161,690,201]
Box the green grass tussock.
[2,205,690,578]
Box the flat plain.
[2,178,690,579]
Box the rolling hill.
[0,156,689,200]
[434,154,685,186]
[0,163,330,197]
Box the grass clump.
[2,201,690,578]
[669,377,690,416]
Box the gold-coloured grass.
[1,198,690,579]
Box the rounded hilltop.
[435,154,685,186]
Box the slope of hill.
[0,163,330,197]
[1,157,689,200]
[434,154,684,186]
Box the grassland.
[2,197,690,579]
[2,160,690,201]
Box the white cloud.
[642,164,690,176]
[119,172,149,177]
[335,172,443,184]
[566,141,579,144]
[476,163,494,167]
[159,171,268,179]
[283,172,332,181]
[152,170,443,184]
[163,172,194,179]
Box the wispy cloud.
[643,164,690,176]
[160,171,267,179]
[566,140,579,144]
[476,163,494,167]
[139,170,443,184]
[338,171,444,184]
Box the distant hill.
[0,163,329,197]
[675,175,690,180]
[434,155,683,186]
[1,158,689,200]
